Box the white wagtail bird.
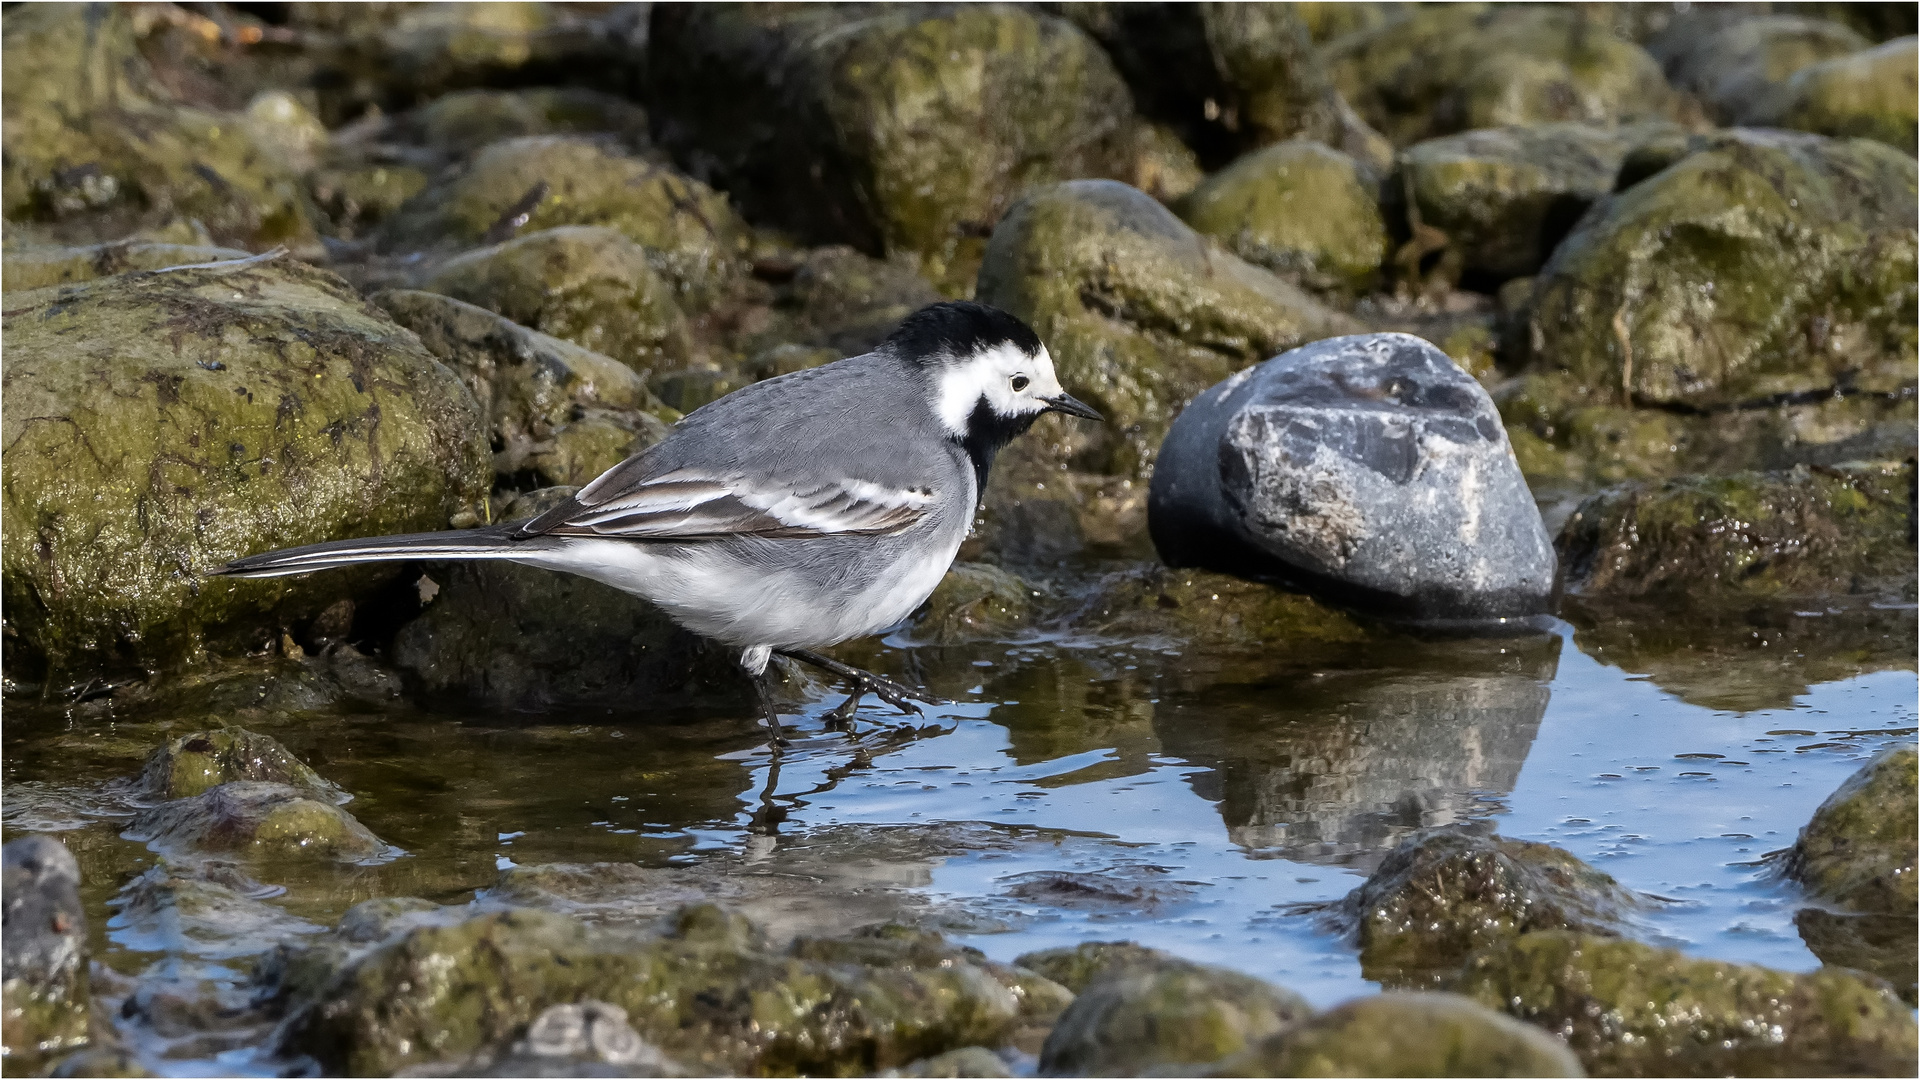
[213,301,1101,742]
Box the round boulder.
[1752,36,1919,153]
[1176,140,1390,296]
[1149,333,1554,622]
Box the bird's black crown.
[886,301,1042,365]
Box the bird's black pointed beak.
[1044,392,1103,421]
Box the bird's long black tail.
[210,526,557,578]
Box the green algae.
[1787,746,1918,915]
[138,728,342,802]
[1201,992,1584,1078]
[1756,36,1920,153]
[1177,141,1389,296]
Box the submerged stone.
[1335,829,1649,986]
[977,179,1356,483]
[1,836,90,1065]
[138,728,344,803]
[1059,566,1376,653]
[1200,992,1583,1078]
[1176,141,1390,296]
[1458,931,1918,1077]
[649,4,1137,293]
[1556,463,1916,605]
[127,782,388,865]
[422,226,696,373]
[1035,952,1311,1076]
[0,258,491,685]
[1520,129,1917,409]
[1786,746,1918,915]
[1150,333,1555,622]
[275,904,1030,1077]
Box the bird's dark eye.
[1011,375,1030,392]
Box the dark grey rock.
[1036,953,1310,1076]
[2,835,90,1062]
[1149,333,1555,622]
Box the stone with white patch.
[1148,333,1554,622]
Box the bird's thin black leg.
[753,667,791,749]
[775,649,950,714]
[824,691,864,732]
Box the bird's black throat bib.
[955,398,1040,495]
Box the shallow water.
[3,600,1915,1075]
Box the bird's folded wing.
[527,468,937,540]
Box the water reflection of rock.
[1157,637,1560,865]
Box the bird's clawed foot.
[776,648,948,716]
[823,691,864,733]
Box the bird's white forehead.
[931,341,1060,436]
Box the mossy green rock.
[1395,122,1684,283]
[276,904,1030,1077]
[389,538,748,713]
[2,242,249,292]
[138,728,342,802]
[1014,941,1179,995]
[127,781,386,864]
[1787,746,1918,915]
[422,226,696,373]
[976,179,1357,481]
[0,259,491,684]
[1459,931,1918,1077]
[1795,908,1917,1005]
[1337,830,1647,987]
[1660,16,1868,124]
[1754,36,1920,153]
[383,136,747,309]
[1036,953,1311,1076]
[1522,130,1917,408]
[401,88,652,160]
[1,3,319,250]
[649,4,1136,294]
[1200,992,1584,1078]
[786,246,944,356]
[1326,5,1675,146]
[370,289,672,487]
[1061,566,1375,652]
[1176,141,1389,295]
[908,563,1041,645]
[788,923,1074,1032]
[1557,463,1915,603]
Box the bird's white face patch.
[931,342,1066,437]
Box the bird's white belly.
[514,532,964,650]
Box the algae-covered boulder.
[127,782,388,865]
[388,499,748,713]
[138,728,344,803]
[275,904,1030,1076]
[1459,931,1918,1077]
[1394,122,1684,284]
[1336,829,1647,986]
[1,258,491,684]
[1200,992,1584,1078]
[788,923,1074,1034]
[1795,907,1917,1006]
[1,242,249,292]
[1521,130,1917,408]
[371,289,673,487]
[1787,746,1918,915]
[1326,5,1675,146]
[1659,15,1869,124]
[976,180,1356,482]
[422,226,696,372]
[1176,141,1390,295]
[907,563,1042,646]
[382,136,747,308]
[1,836,90,1065]
[783,246,946,356]
[399,88,654,161]
[1057,3,1391,171]
[1557,463,1916,604]
[1036,952,1311,1076]
[1,3,319,250]
[1752,36,1920,153]
[649,4,1137,293]
[1014,941,1177,995]
[1059,566,1376,653]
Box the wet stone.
[908,563,1043,646]
[126,782,389,866]
[400,1000,688,1078]
[1,242,249,292]
[887,1046,1013,1078]
[1795,908,1917,1006]
[1458,931,1919,1077]
[137,728,344,803]
[1786,746,1918,915]
[1752,35,1920,153]
[107,861,325,961]
[1657,15,1869,125]
[1,835,90,1065]
[1035,951,1311,1077]
[1199,992,1584,1078]
[1176,140,1390,296]
[1333,828,1650,986]
[1150,332,1555,623]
